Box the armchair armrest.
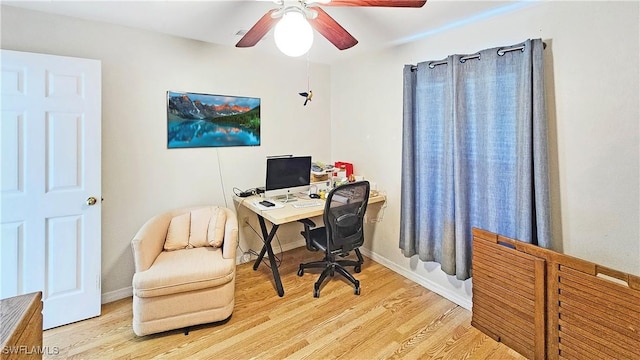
[131,212,172,272]
[221,207,239,260]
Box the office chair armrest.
[298,218,319,251]
[297,218,316,228]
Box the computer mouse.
[309,193,320,199]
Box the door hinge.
[96,275,101,290]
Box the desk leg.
[253,215,284,297]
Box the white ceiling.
[2,0,536,64]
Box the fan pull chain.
[299,52,313,106]
[307,51,311,91]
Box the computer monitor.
[265,155,312,201]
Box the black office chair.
[297,181,370,297]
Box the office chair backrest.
[324,181,370,253]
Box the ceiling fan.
[236,0,427,53]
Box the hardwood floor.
[43,247,525,359]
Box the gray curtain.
[400,39,550,280]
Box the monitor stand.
[273,193,297,203]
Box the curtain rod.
[410,42,546,71]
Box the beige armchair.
[131,206,238,336]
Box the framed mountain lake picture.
[167,91,261,148]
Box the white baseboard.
[236,239,306,265]
[359,248,472,310]
[237,240,472,309]
[276,238,306,254]
[105,241,471,310]
[102,286,132,304]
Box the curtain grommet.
[460,55,480,64]
[498,45,526,56]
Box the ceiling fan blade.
[236,9,279,48]
[308,7,358,50]
[320,0,426,7]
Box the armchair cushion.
[133,247,235,298]
[164,212,190,251]
[163,207,229,251]
[207,207,227,248]
[189,207,212,248]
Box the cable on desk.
[233,187,257,197]
[367,190,388,224]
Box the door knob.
[86,197,98,206]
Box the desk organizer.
[471,228,640,360]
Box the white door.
[1,49,102,329]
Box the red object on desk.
[334,162,353,177]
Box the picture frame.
[167,91,261,148]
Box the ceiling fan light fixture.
[273,10,314,57]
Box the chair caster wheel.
[313,287,320,298]
[297,267,304,277]
[354,265,361,273]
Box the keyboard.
[292,201,323,208]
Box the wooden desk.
[235,193,385,297]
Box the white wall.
[331,1,640,306]
[2,2,639,310]
[1,5,332,299]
